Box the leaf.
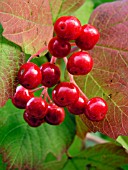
[117,136,128,150]
[76,116,90,139]
[0,100,76,169]
[0,25,25,107]
[73,0,94,25]
[91,0,116,9]
[76,0,128,138]
[49,0,86,23]
[0,0,53,54]
[62,143,128,170]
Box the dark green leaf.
[63,143,128,170]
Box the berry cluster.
[12,16,108,127]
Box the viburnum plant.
[0,0,128,170]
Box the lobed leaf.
[0,25,25,107]
[76,0,128,138]
[0,100,76,169]
[62,143,128,170]
[0,0,53,54]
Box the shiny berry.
[40,62,60,87]
[26,97,48,119]
[23,111,44,127]
[52,82,79,107]
[48,37,71,58]
[18,62,42,89]
[12,86,34,109]
[45,104,65,125]
[75,24,100,50]
[67,51,93,75]
[54,16,81,40]
[67,96,87,115]
[84,97,108,121]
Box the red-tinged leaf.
[77,0,128,139]
[0,25,25,107]
[50,0,86,22]
[0,0,53,55]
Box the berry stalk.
[63,57,89,101]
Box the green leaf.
[0,154,6,170]
[63,143,128,170]
[49,0,86,23]
[117,136,128,150]
[0,100,76,169]
[0,25,25,107]
[73,0,94,24]
[76,0,128,139]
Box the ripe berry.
[45,103,65,125]
[18,62,42,89]
[52,82,79,107]
[12,86,34,109]
[40,62,60,87]
[23,111,44,127]
[26,97,48,119]
[67,51,93,75]
[54,16,81,40]
[67,96,87,115]
[84,97,108,121]
[75,24,100,50]
[48,37,71,58]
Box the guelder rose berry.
[67,96,87,115]
[18,62,42,89]
[75,24,100,50]
[52,82,79,107]
[48,37,71,58]
[84,97,108,121]
[24,111,44,127]
[67,51,93,75]
[45,103,65,125]
[40,62,60,87]
[26,97,48,119]
[12,86,34,109]
[54,16,81,40]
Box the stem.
[41,87,52,103]
[30,86,44,92]
[50,56,57,64]
[27,46,48,62]
[63,57,88,101]
[70,46,79,53]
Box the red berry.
[67,51,93,75]
[67,96,87,115]
[54,16,81,40]
[84,97,108,121]
[18,62,42,89]
[75,24,100,50]
[23,111,44,127]
[48,37,71,58]
[26,97,48,119]
[45,103,65,125]
[40,62,60,87]
[12,86,34,109]
[52,82,79,107]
